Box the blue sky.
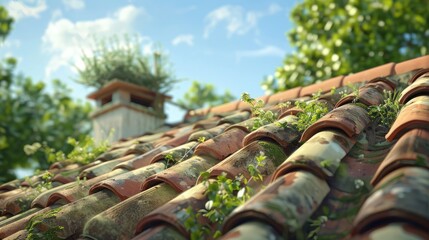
[0,0,297,122]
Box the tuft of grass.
[293,92,329,132]
[367,90,402,128]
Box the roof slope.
[1,55,429,240]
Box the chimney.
[87,79,171,143]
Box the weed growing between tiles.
[12,136,108,224]
[24,136,109,166]
[275,91,329,133]
[292,92,329,132]
[184,151,267,239]
[241,92,277,131]
[242,92,329,140]
[306,214,329,240]
[328,83,362,99]
[25,208,63,240]
[24,171,54,194]
[165,136,206,168]
[367,90,402,128]
[15,171,55,211]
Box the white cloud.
[0,39,21,49]
[42,5,146,77]
[7,0,47,20]
[204,4,282,38]
[172,34,194,46]
[51,9,63,20]
[62,0,85,10]
[268,3,282,14]
[236,45,285,61]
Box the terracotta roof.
[1,55,429,239]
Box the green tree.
[0,6,13,40]
[262,0,429,93]
[76,35,179,93]
[0,58,92,183]
[0,7,92,183]
[177,81,235,110]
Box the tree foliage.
[76,35,179,93]
[0,58,92,183]
[0,6,13,40]
[262,0,429,93]
[177,81,235,110]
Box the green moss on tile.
[258,141,287,166]
[26,208,63,240]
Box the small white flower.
[354,179,365,189]
[237,188,246,199]
[205,200,213,211]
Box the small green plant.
[165,137,206,168]
[184,151,266,239]
[241,92,277,131]
[76,175,88,190]
[197,136,206,143]
[320,159,334,170]
[26,208,64,240]
[368,90,402,128]
[24,136,109,165]
[164,152,175,168]
[415,155,428,167]
[23,171,53,191]
[76,34,178,93]
[307,215,328,240]
[34,171,54,193]
[277,101,292,109]
[338,84,360,98]
[293,92,329,132]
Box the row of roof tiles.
[0,55,429,240]
[186,55,429,118]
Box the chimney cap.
[87,79,172,100]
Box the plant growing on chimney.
[76,34,178,93]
